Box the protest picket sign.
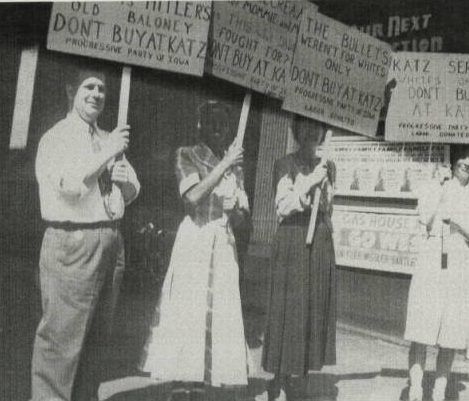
[206,1,313,99]
[385,52,469,143]
[47,1,211,76]
[331,209,422,274]
[317,140,449,198]
[282,10,393,138]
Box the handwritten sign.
[47,1,211,76]
[385,52,469,143]
[332,210,421,274]
[282,11,392,137]
[205,1,312,99]
[318,141,449,198]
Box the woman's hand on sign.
[111,161,130,185]
[307,162,328,191]
[222,140,243,170]
[107,124,130,157]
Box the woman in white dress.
[405,147,469,401]
[141,101,250,397]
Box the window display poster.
[332,210,423,274]
[318,141,449,197]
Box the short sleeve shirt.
[175,143,243,225]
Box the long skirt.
[141,216,249,386]
[262,214,337,375]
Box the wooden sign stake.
[306,129,333,245]
[235,92,252,147]
[118,66,132,126]
[9,45,39,149]
[108,65,131,218]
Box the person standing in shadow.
[258,116,337,401]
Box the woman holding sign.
[260,116,336,401]
[405,147,469,401]
[141,101,250,396]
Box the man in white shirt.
[32,60,140,401]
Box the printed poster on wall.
[318,141,449,197]
[205,1,313,99]
[385,52,469,143]
[332,210,424,274]
[282,10,393,137]
[47,2,211,76]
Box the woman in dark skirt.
[259,116,337,401]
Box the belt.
[280,210,333,232]
[281,212,311,226]
[44,220,120,230]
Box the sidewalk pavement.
[99,323,469,401]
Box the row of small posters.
[47,1,469,144]
[319,141,449,198]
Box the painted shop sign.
[352,13,443,53]
[205,1,312,99]
[282,10,393,137]
[332,210,421,274]
[47,1,211,76]
[319,141,449,198]
[385,52,469,143]
[328,0,467,53]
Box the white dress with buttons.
[405,178,469,349]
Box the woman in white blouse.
[405,147,469,401]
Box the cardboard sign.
[319,141,449,198]
[282,10,393,137]
[385,52,469,143]
[47,1,211,76]
[205,1,312,99]
[332,210,421,274]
